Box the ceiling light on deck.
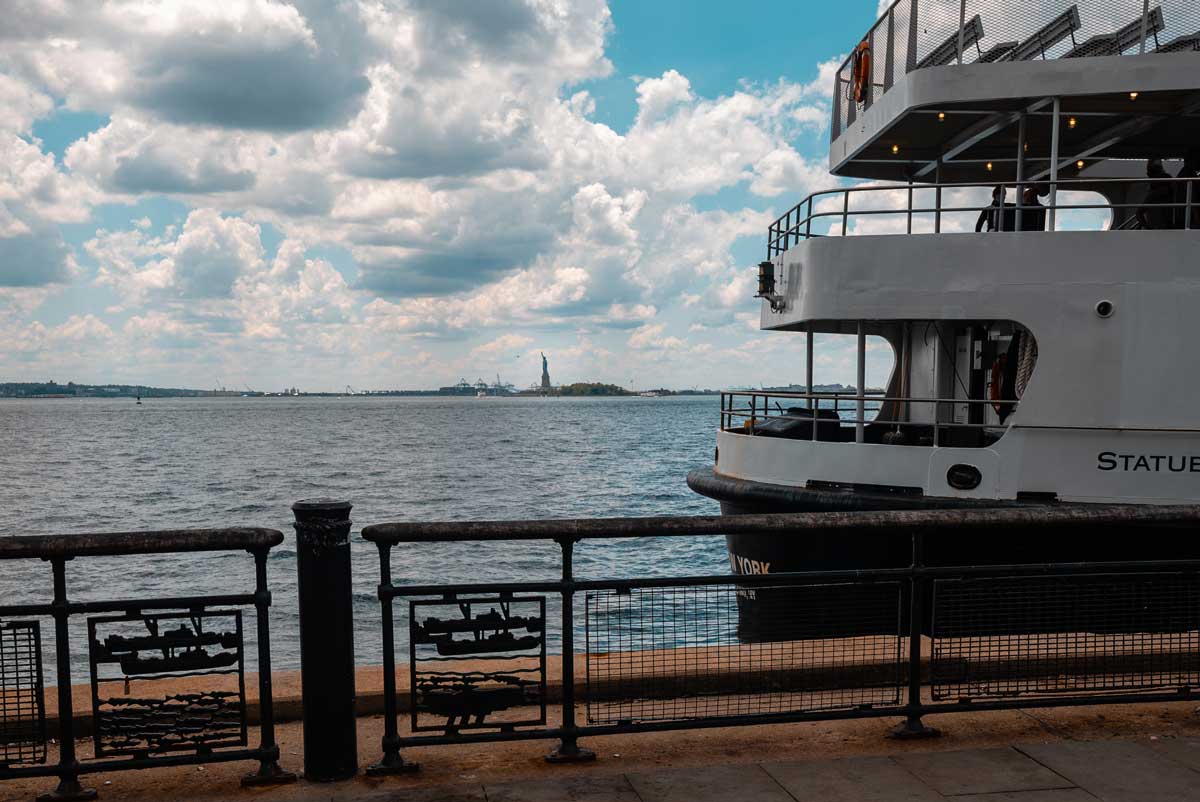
[937,112,946,122]
[1068,116,1077,129]
[1129,91,1139,100]
[1076,160,1086,170]
[891,144,900,155]
[986,162,994,172]
[1024,142,1029,152]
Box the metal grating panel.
[0,620,47,767]
[89,611,248,757]
[409,597,547,734]
[584,583,903,725]
[931,573,1200,701]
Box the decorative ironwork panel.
[88,611,247,757]
[0,621,47,767]
[931,574,1200,701]
[584,583,903,725]
[409,596,546,734]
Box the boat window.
[723,322,1036,449]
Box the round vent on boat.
[946,464,982,491]
[1095,300,1114,318]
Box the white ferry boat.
[688,0,1200,613]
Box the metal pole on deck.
[806,330,815,412]
[1015,112,1027,231]
[1049,98,1061,231]
[907,179,914,234]
[856,322,866,444]
[293,498,359,782]
[935,162,943,233]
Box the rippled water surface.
[0,396,724,673]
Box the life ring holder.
[851,39,872,105]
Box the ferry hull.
[688,467,1200,640]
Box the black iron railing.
[362,505,1200,771]
[0,529,295,799]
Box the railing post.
[368,541,419,776]
[292,499,359,782]
[891,531,939,739]
[1139,0,1150,55]
[806,330,815,415]
[842,191,850,235]
[832,75,843,141]
[884,7,896,90]
[1049,97,1061,231]
[547,537,595,763]
[906,180,913,234]
[957,0,966,65]
[906,0,919,73]
[1015,112,1027,231]
[1186,180,1193,230]
[934,162,943,233]
[42,558,96,802]
[856,321,866,444]
[242,549,298,787]
[806,196,813,239]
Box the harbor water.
[0,395,727,675]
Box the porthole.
[1095,300,1114,318]
[947,463,982,491]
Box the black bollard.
[293,498,359,781]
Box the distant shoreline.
[1,381,882,399]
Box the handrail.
[362,504,1200,544]
[0,527,283,559]
[768,176,1199,257]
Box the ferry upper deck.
[831,0,1200,181]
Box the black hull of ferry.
[687,467,1200,641]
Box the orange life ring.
[852,40,871,105]
[989,355,1006,415]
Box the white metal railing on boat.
[721,390,1018,449]
[767,176,1198,256]
[835,0,1200,141]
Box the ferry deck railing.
[0,529,295,800]
[836,0,1200,141]
[721,390,1008,447]
[768,176,1199,257]
[362,506,1200,772]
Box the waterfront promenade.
[3,700,1197,801]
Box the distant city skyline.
[0,1,895,392]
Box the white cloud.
[0,73,54,133]
[628,322,684,351]
[469,333,534,359]
[0,0,866,388]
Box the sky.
[0,0,893,392]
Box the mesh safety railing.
[834,0,1200,141]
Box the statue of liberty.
[540,352,551,391]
